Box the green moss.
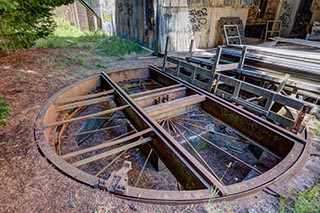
[0,96,10,125]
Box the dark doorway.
[290,0,313,38]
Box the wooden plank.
[167,56,180,65]
[164,67,177,76]
[130,84,182,99]
[133,87,187,101]
[133,87,187,108]
[274,94,307,111]
[238,46,247,69]
[241,83,273,98]
[162,36,169,71]
[144,94,206,117]
[216,63,238,72]
[44,105,128,128]
[187,57,320,95]
[215,89,233,100]
[267,111,295,129]
[62,128,152,159]
[180,60,197,73]
[270,37,320,49]
[232,81,241,98]
[72,137,153,167]
[218,75,237,87]
[232,98,268,115]
[194,66,212,77]
[56,95,114,112]
[194,79,208,90]
[179,73,191,82]
[54,90,114,105]
[276,74,290,93]
[208,47,222,91]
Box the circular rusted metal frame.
[34,71,311,204]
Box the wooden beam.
[133,87,187,108]
[62,128,152,159]
[44,105,128,128]
[144,94,206,118]
[216,63,238,72]
[130,84,183,99]
[54,90,114,105]
[56,95,114,112]
[72,137,153,167]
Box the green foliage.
[0,95,10,125]
[278,183,320,213]
[35,20,145,57]
[35,20,106,48]
[95,36,143,57]
[314,124,320,137]
[0,0,74,51]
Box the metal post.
[162,36,169,72]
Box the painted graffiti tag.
[125,3,133,17]
[118,2,123,13]
[279,1,292,28]
[189,8,208,32]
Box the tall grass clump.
[95,36,143,56]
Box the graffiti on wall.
[117,2,133,17]
[125,3,133,17]
[189,8,208,32]
[118,2,123,13]
[101,8,114,34]
[279,1,292,28]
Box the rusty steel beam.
[144,94,205,120]
[101,72,229,194]
[54,89,114,105]
[62,128,153,159]
[56,95,114,112]
[73,137,153,167]
[43,105,128,128]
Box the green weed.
[116,56,126,61]
[96,63,108,69]
[15,72,24,81]
[314,124,320,136]
[34,19,106,48]
[278,183,320,213]
[95,36,144,57]
[75,68,91,78]
[205,162,233,212]
[0,95,10,125]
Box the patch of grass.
[15,72,24,81]
[95,63,108,69]
[0,96,10,125]
[116,56,126,61]
[314,124,320,136]
[72,55,86,67]
[75,68,91,78]
[35,19,106,48]
[278,182,320,213]
[95,36,144,57]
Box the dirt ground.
[0,47,319,212]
